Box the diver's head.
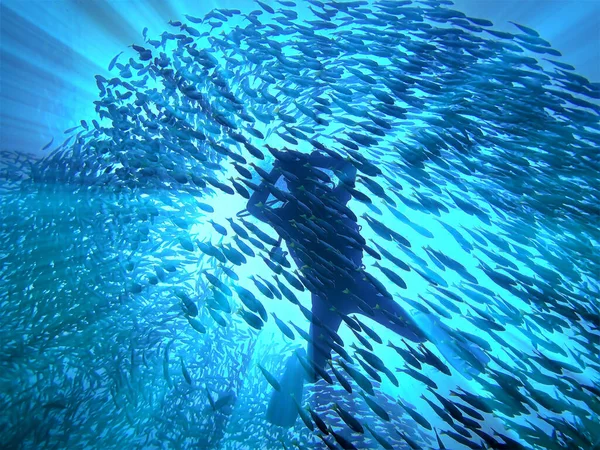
[266,145,307,164]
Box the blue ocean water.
[1,1,599,450]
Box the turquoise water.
[1,1,599,449]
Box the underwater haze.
[1,1,599,450]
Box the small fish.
[187,317,206,334]
[63,124,81,134]
[163,339,174,389]
[257,363,281,391]
[292,396,314,431]
[272,312,294,340]
[397,430,421,450]
[108,51,123,71]
[359,392,390,421]
[208,308,227,327]
[365,424,394,450]
[307,405,328,434]
[176,290,198,317]
[397,399,433,430]
[328,426,358,450]
[181,358,192,384]
[239,308,264,330]
[184,14,203,24]
[219,264,239,281]
[338,360,374,395]
[209,219,228,236]
[509,20,540,37]
[333,402,364,434]
[179,235,195,252]
[328,360,352,393]
[41,137,54,151]
[373,261,407,289]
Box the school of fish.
[0,0,599,449]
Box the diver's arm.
[308,151,347,171]
[268,236,283,257]
[338,159,357,189]
[308,151,357,188]
[309,150,357,208]
[246,161,281,222]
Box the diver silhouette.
[245,147,427,426]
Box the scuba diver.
[244,146,427,426]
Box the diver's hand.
[269,245,285,259]
[268,236,285,259]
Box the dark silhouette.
[246,149,426,385]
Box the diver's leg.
[306,292,349,420]
[266,293,343,427]
[307,292,344,382]
[411,312,489,380]
[353,276,427,343]
[353,277,487,377]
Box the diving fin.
[266,348,307,427]
[412,312,487,380]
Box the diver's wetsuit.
[247,149,426,380]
